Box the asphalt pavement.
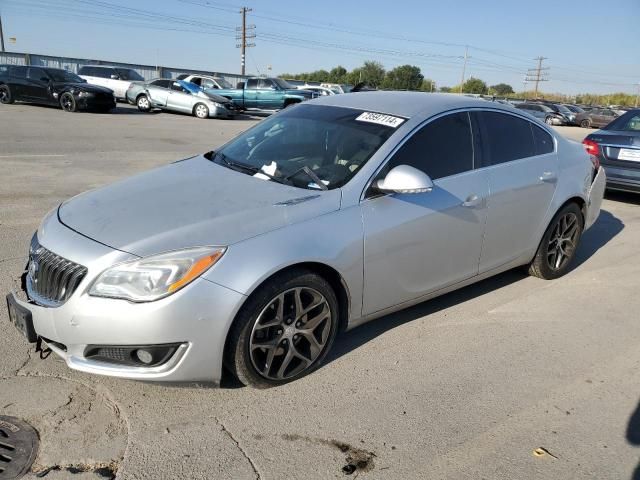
[1,103,639,479]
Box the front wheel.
[193,103,209,119]
[528,203,584,280]
[60,92,77,112]
[545,116,555,125]
[0,85,14,104]
[225,269,339,388]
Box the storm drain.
[0,416,39,480]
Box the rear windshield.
[604,110,640,132]
[212,104,402,190]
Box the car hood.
[54,82,113,94]
[58,156,341,257]
[200,90,231,103]
[286,89,313,97]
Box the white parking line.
[0,154,66,158]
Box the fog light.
[135,349,154,365]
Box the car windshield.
[604,111,640,131]
[47,69,84,83]
[565,105,584,113]
[211,104,400,190]
[117,69,144,81]
[273,78,293,89]
[214,77,233,89]
[557,105,572,114]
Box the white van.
[78,66,145,101]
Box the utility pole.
[459,45,469,93]
[522,76,528,99]
[236,7,255,76]
[0,14,6,53]
[525,56,549,98]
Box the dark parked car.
[576,108,618,128]
[583,109,640,193]
[0,66,115,112]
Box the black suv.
[0,65,116,112]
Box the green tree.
[419,78,436,92]
[306,69,330,82]
[489,83,514,95]
[328,66,348,84]
[460,77,488,94]
[382,65,424,90]
[357,61,386,88]
[439,86,452,93]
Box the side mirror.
[376,165,434,194]
[110,74,120,80]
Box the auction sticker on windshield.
[356,112,406,128]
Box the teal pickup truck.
[211,77,316,113]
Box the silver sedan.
[6,92,605,387]
[137,79,235,119]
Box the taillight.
[582,138,600,156]
[582,139,600,169]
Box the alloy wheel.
[546,212,579,270]
[60,93,75,112]
[0,86,9,103]
[249,287,333,381]
[195,104,208,118]
[137,96,149,110]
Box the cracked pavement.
[2,105,640,479]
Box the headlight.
[77,91,93,98]
[211,102,224,108]
[89,246,225,302]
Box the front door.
[167,83,193,113]
[25,67,51,102]
[473,110,559,272]
[361,111,488,315]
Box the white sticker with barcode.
[355,112,405,128]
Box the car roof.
[309,91,515,119]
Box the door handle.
[461,194,482,208]
[539,171,557,183]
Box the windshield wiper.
[216,153,292,186]
[284,166,328,191]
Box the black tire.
[225,268,340,388]
[545,116,554,125]
[528,203,584,280]
[137,94,151,112]
[60,92,77,112]
[0,84,14,104]
[193,103,209,119]
[580,119,591,128]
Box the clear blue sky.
[1,0,638,94]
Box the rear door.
[146,80,171,107]
[243,78,259,109]
[7,66,28,98]
[25,67,51,102]
[474,110,559,272]
[361,111,489,315]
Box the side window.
[150,79,170,88]
[531,124,554,155]
[384,112,474,180]
[258,79,274,89]
[477,111,535,166]
[12,66,28,78]
[246,78,258,89]
[201,78,215,89]
[91,68,108,78]
[190,77,203,86]
[27,67,47,81]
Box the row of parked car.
[513,101,620,128]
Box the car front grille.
[26,235,88,307]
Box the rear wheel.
[137,94,151,112]
[225,269,339,388]
[528,203,584,280]
[545,116,554,125]
[60,92,77,112]
[580,119,591,128]
[0,84,14,104]
[193,103,209,119]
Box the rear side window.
[86,67,110,78]
[150,79,171,88]
[27,67,47,80]
[246,78,258,89]
[476,111,535,166]
[385,112,474,180]
[11,66,28,78]
[531,125,554,155]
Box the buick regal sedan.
[6,93,605,388]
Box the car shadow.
[325,208,623,368]
[627,400,640,479]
